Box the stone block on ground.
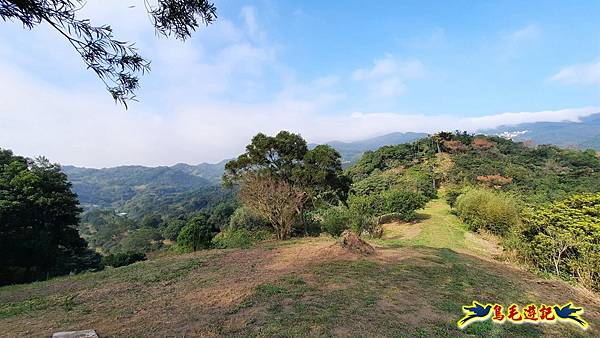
[52,330,98,338]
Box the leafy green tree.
[224,131,350,240]
[228,206,269,231]
[296,145,351,206]
[119,227,162,253]
[141,213,164,229]
[0,149,100,285]
[1,0,217,105]
[224,131,308,182]
[224,131,350,206]
[162,218,187,241]
[177,213,213,251]
[513,193,600,290]
[207,202,236,230]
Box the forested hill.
[62,133,427,210]
[482,112,600,150]
[348,132,600,205]
[63,122,600,213]
[62,160,227,210]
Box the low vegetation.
[2,129,599,329]
[454,187,521,235]
[1,199,598,337]
[101,252,146,268]
[510,193,600,290]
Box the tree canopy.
[177,213,213,251]
[514,193,600,290]
[224,131,350,206]
[0,0,217,106]
[0,148,100,285]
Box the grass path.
[1,199,599,337]
[378,198,500,258]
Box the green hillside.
[62,162,226,210]
[348,132,600,204]
[1,199,597,337]
[2,132,599,337]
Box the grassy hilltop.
[1,198,598,338]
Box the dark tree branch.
[0,0,217,108]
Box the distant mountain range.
[63,161,227,209]
[481,113,600,150]
[314,132,428,163]
[64,115,600,212]
[63,132,427,210]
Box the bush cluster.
[454,188,521,235]
[509,193,600,290]
[101,252,146,268]
[212,228,272,249]
[228,206,270,231]
[176,214,214,252]
[348,189,427,222]
[319,189,426,238]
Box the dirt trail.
[1,200,598,337]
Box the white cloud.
[311,107,599,143]
[550,60,600,85]
[352,55,425,98]
[1,5,598,168]
[460,107,598,130]
[506,24,541,43]
[1,62,596,168]
[352,55,424,81]
[499,24,541,59]
[401,27,446,51]
[241,6,265,42]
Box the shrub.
[212,228,272,249]
[161,219,187,241]
[176,213,214,252]
[378,189,427,221]
[348,189,426,222]
[359,216,383,238]
[511,193,600,290]
[101,251,146,268]
[119,227,163,253]
[445,188,463,209]
[454,188,521,235]
[352,167,436,199]
[294,210,325,236]
[321,207,351,237]
[228,206,270,231]
[347,194,380,218]
[318,204,381,238]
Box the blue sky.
[1,0,599,167]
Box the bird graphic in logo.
[458,301,492,328]
[554,302,588,329]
